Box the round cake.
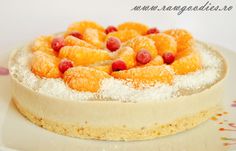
[9,21,227,141]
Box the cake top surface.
[9,21,227,102]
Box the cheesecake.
[9,21,227,141]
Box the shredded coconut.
[99,78,176,102]
[9,42,225,102]
[174,69,220,90]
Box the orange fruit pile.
[30,20,202,92]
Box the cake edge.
[13,98,221,141]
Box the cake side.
[14,98,220,141]
[11,70,224,128]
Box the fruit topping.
[64,36,96,48]
[30,21,201,93]
[31,51,61,78]
[147,33,177,56]
[67,21,104,34]
[162,52,175,64]
[112,65,173,85]
[106,37,121,52]
[175,48,193,60]
[69,31,83,39]
[112,60,127,71]
[89,60,112,74]
[91,64,112,74]
[136,49,152,64]
[118,22,148,35]
[114,47,136,69]
[31,35,56,56]
[105,26,118,34]
[59,59,73,73]
[171,50,202,75]
[146,27,160,35]
[83,28,106,48]
[124,36,157,58]
[145,55,164,66]
[51,37,65,52]
[106,29,139,42]
[164,29,193,52]
[64,66,111,92]
[59,46,111,66]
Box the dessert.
[9,21,227,141]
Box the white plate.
[0,44,236,151]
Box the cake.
[9,21,227,141]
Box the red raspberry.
[51,37,65,52]
[59,59,73,73]
[146,27,160,35]
[69,31,83,39]
[105,26,118,34]
[106,37,121,52]
[136,49,152,64]
[112,60,127,71]
[162,52,175,64]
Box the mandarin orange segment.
[147,33,177,56]
[171,51,202,75]
[123,36,157,58]
[67,20,104,34]
[64,36,96,48]
[59,46,111,66]
[117,22,149,35]
[106,29,140,42]
[31,51,61,78]
[91,64,112,74]
[145,55,164,66]
[115,47,137,69]
[83,28,106,48]
[64,66,110,92]
[175,48,193,60]
[89,60,112,74]
[31,35,56,56]
[164,29,193,52]
[112,65,173,84]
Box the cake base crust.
[14,99,220,141]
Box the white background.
[0,0,236,54]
